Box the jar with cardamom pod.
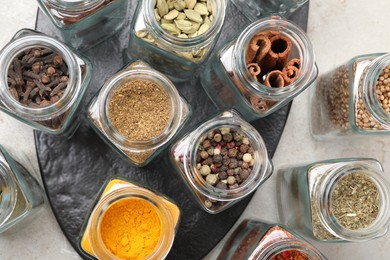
[86,60,191,167]
[37,0,128,49]
[278,158,390,242]
[0,145,44,233]
[79,177,180,259]
[169,110,273,214]
[128,0,227,81]
[311,53,390,139]
[0,29,92,137]
[217,219,326,260]
[200,16,318,121]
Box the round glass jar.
[170,110,273,214]
[0,29,92,137]
[80,177,180,259]
[129,0,227,81]
[278,158,390,242]
[217,219,325,260]
[37,0,128,49]
[0,145,44,233]
[200,16,318,121]
[311,53,390,139]
[86,60,191,167]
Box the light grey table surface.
[1,1,390,259]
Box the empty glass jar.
[0,145,44,233]
[278,158,390,242]
[311,53,390,139]
[37,0,128,49]
[128,0,227,81]
[170,110,273,214]
[86,60,191,167]
[200,16,317,121]
[0,29,92,137]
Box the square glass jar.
[37,0,129,49]
[128,0,227,81]
[278,158,390,242]
[79,177,180,259]
[0,145,44,233]
[0,29,92,138]
[170,110,273,214]
[86,60,191,167]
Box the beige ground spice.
[108,79,171,141]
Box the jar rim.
[232,16,317,101]
[89,186,176,260]
[0,34,79,121]
[316,162,390,241]
[46,0,105,12]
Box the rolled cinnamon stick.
[282,65,300,84]
[246,35,271,64]
[260,34,292,73]
[247,63,261,80]
[264,70,285,88]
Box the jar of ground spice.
[37,0,128,49]
[86,60,191,167]
[0,29,92,137]
[79,177,180,259]
[128,0,227,80]
[278,158,390,242]
[217,219,326,260]
[311,53,390,138]
[170,110,273,213]
[0,145,44,233]
[200,16,318,121]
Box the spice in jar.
[100,198,162,259]
[375,64,390,114]
[271,250,309,260]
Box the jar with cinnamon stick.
[200,16,317,121]
[37,0,128,49]
[217,219,326,260]
[311,53,390,139]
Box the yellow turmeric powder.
[100,198,162,259]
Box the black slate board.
[34,1,309,259]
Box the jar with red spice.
[217,219,326,260]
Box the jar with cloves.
[0,29,92,137]
[86,60,191,167]
[200,16,318,121]
[217,219,326,260]
[128,0,227,81]
[37,0,128,49]
[310,53,390,139]
[169,110,273,214]
[278,158,390,242]
[0,145,44,233]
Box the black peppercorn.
[240,144,249,153]
[222,155,230,165]
[213,154,223,164]
[227,169,235,176]
[219,171,228,179]
[223,132,233,142]
[228,148,238,158]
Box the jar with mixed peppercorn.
[170,110,273,214]
[311,53,390,139]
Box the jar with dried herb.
[170,110,273,214]
[0,29,92,137]
[0,145,44,233]
[311,53,390,139]
[36,0,128,49]
[217,219,326,260]
[278,158,390,242]
[79,177,180,259]
[86,60,191,167]
[128,0,227,81]
[200,16,318,121]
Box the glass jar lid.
[47,0,105,12]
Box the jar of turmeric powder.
[79,177,180,259]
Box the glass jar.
[86,60,191,167]
[0,29,92,137]
[128,0,227,81]
[278,158,390,242]
[311,53,390,139]
[0,145,44,233]
[37,0,128,49]
[200,16,318,121]
[217,219,326,260]
[80,177,180,259]
[231,0,308,22]
[170,110,273,214]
